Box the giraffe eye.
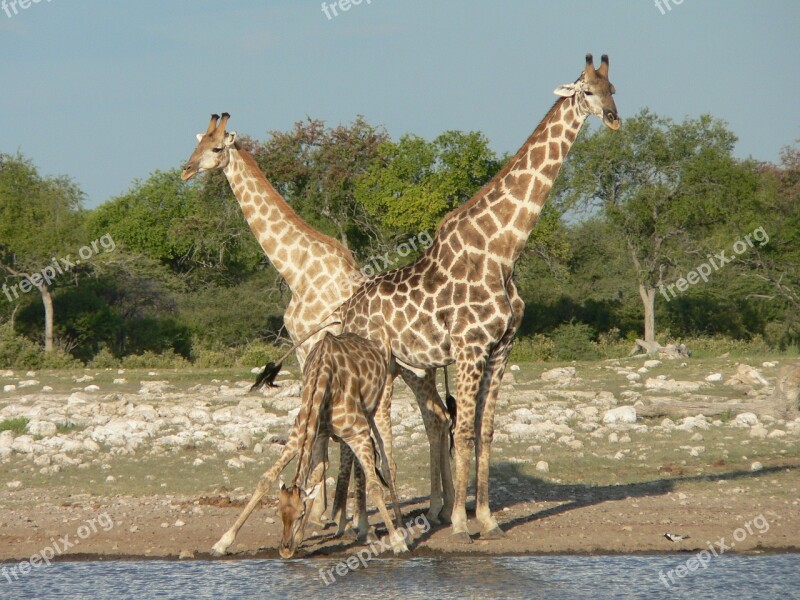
[212,147,223,153]
[584,90,594,96]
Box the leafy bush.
[597,327,630,358]
[121,349,190,369]
[234,340,286,368]
[551,322,600,361]
[0,323,80,369]
[191,346,235,369]
[88,347,121,369]
[510,334,555,362]
[0,323,42,369]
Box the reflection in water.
[4,555,799,599]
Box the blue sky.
[1,0,798,208]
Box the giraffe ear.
[196,133,204,142]
[224,131,237,147]
[279,479,286,491]
[553,83,578,97]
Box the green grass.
[0,417,29,434]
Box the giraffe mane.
[435,93,572,234]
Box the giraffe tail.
[251,361,283,391]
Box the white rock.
[608,432,619,443]
[105,475,116,482]
[17,379,39,388]
[113,379,127,385]
[541,367,576,382]
[0,431,15,449]
[11,435,34,453]
[41,386,53,392]
[750,461,763,472]
[644,360,662,368]
[174,520,185,527]
[603,406,637,424]
[2,385,15,392]
[749,424,768,439]
[732,412,760,427]
[226,457,244,469]
[83,439,100,452]
[535,461,549,473]
[510,364,520,372]
[84,385,100,393]
[0,370,14,377]
[705,373,723,382]
[645,378,703,393]
[762,362,777,368]
[767,429,786,438]
[6,480,22,490]
[250,367,262,374]
[27,420,57,437]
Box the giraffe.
[180,114,454,528]
[335,54,620,542]
[213,332,409,558]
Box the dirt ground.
[1,358,799,563]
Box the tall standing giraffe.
[180,114,454,528]
[336,55,620,542]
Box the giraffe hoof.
[450,531,473,544]
[480,526,506,540]
[338,526,358,541]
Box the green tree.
[554,109,752,343]
[355,130,504,234]
[254,116,389,257]
[0,153,85,350]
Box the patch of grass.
[0,417,29,434]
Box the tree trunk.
[639,284,656,343]
[37,283,54,352]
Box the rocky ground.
[1,355,799,562]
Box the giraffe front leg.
[373,374,403,525]
[449,352,486,544]
[211,440,297,555]
[306,436,330,528]
[347,435,408,555]
[475,292,523,539]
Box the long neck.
[222,146,358,297]
[440,94,588,265]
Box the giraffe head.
[180,113,237,180]
[277,481,321,558]
[554,54,620,130]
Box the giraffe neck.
[441,93,588,264]
[222,146,357,297]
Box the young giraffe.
[180,115,454,532]
[336,55,620,542]
[214,332,409,558]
